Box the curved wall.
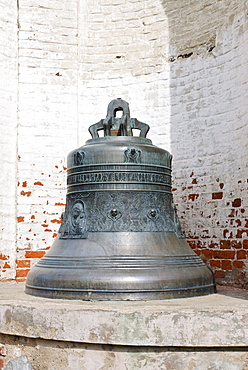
[168,0,248,287]
[78,0,171,149]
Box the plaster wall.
[0,0,247,287]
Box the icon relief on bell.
[124,147,141,163]
[74,150,85,166]
[59,200,88,239]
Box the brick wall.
[0,0,18,279]
[14,0,80,280]
[168,1,248,288]
[0,0,247,287]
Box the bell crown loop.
[88,98,150,139]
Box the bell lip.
[85,136,153,145]
[25,284,216,300]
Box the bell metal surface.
[25,98,216,300]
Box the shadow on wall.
[163,0,248,288]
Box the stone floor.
[0,282,247,369]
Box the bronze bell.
[25,98,215,300]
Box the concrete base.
[0,282,247,369]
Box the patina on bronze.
[25,98,215,300]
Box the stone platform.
[0,282,247,369]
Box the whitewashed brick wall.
[15,0,79,278]
[169,1,248,286]
[0,0,247,286]
[0,0,18,278]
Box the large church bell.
[25,98,215,300]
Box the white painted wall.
[0,0,18,278]
[169,1,248,285]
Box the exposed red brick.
[51,219,61,224]
[233,261,244,269]
[30,215,35,219]
[16,269,30,278]
[0,254,8,260]
[228,209,236,217]
[20,190,32,197]
[201,230,210,239]
[41,224,48,227]
[232,198,241,207]
[63,166,67,171]
[221,260,232,271]
[17,216,24,222]
[188,194,199,201]
[22,181,27,187]
[213,250,235,259]
[55,202,66,206]
[243,240,248,249]
[16,260,30,268]
[212,192,223,200]
[220,240,231,249]
[194,250,201,256]
[3,262,10,268]
[230,240,242,249]
[236,250,247,260]
[25,251,46,258]
[222,230,229,239]
[34,181,44,186]
[214,270,226,279]
[201,249,213,259]
[188,240,204,249]
[52,233,57,238]
[210,259,221,268]
[236,229,248,238]
[192,178,197,184]
[0,344,6,356]
[0,358,4,369]
[188,241,196,249]
[209,242,219,249]
[219,183,224,189]
[45,229,52,232]
[235,219,242,227]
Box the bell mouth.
[25,232,216,300]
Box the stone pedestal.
[0,282,247,369]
